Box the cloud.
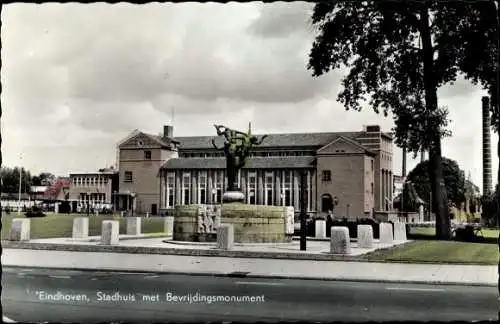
[0,2,494,192]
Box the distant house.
[43,177,71,201]
[30,186,49,200]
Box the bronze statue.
[212,123,267,191]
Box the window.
[213,171,224,203]
[144,150,152,160]
[282,171,292,206]
[371,159,374,171]
[298,171,312,211]
[264,172,274,206]
[124,171,133,183]
[371,183,374,195]
[166,173,175,208]
[322,170,331,181]
[198,171,207,204]
[247,172,257,205]
[182,173,191,205]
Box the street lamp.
[130,193,136,217]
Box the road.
[2,267,498,322]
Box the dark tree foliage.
[407,157,466,209]
[307,0,491,239]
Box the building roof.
[161,156,317,170]
[171,132,363,150]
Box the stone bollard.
[9,218,30,241]
[126,217,141,236]
[216,224,234,250]
[315,220,327,239]
[101,220,119,245]
[164,216,174,236]
[357,224,374,248]
[393,222,407,241]
[72,217,89,239]
[379,222,394,244]
[330,226,351,254]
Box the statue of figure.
[212,123,268,192]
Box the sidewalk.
[2,248,497,286]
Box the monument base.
[222,191,245,203]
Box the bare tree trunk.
[420,6,451,240]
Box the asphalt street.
[2,267,498,322]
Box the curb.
[2,242,360,262]
[2,265,496,287]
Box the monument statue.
[212,123,267,201]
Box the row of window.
[161,170,314,211]
[72,177,109,186]
[179,151,314,158]
[78,193,107,202]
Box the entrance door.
[151,204,157,215]
[321,194,333,212]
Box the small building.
[68,169,118,211]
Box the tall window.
[298,171,312,211]
[124,171,133,183]
[167,172,175,208]
[264,172,274,206]
[282,171,292,206]
[198,171,207,204]
[182,173,191,205]
[144,150,152,160]
[248,172,257,205]
[214,171,224,203]
[322,170,331,181]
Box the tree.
[455,1,499,228]
[31,172,56,186]
[406,157,466,210]
[0,167,33,195]
[307,1,489,239]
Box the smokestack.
[482,96,492,196]
[402,146,407,177]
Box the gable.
[119,132,163,149]
[317,136,370,155]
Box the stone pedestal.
[216,224,234,250]
[357,224,373,248]
[330,226,351,254]
[222,191,245,203]
[126,217,141,236]
[101,220,119,245]
[10,218,30,241]
[72,217,89,239]
[379,222,394,244]
[393,222,407,241]
[315,220,326,239]
[164,216,174,236]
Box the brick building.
[68,169,118,211]
[116,124,394,218]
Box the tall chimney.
[482,96,493,196]
[163,125,174,138]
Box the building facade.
[68,169,118,210]
[115,124,394,217]
[115,124,393,217]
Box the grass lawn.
[411,227,500,239]
[1,213,167,239]
[364,240,499,265]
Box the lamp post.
[131,193,136,217]
[493,0,500,230]
[333,195,339,217]
[17,155,23,215]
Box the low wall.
[173,204,291,243]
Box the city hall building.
[116,125,394,218]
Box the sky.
[1,2,495,191]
